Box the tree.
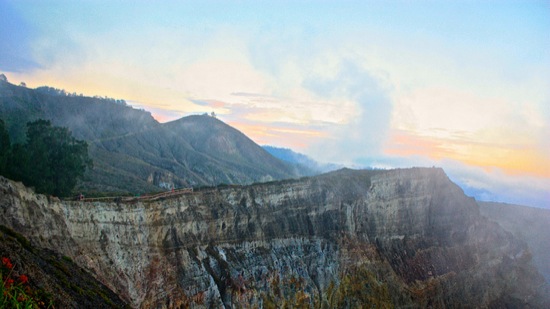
[0,120,10,175]
[9,120,92,197]
[7,143,28,183]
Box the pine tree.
[7,120,92,197]
[0,120,10,175]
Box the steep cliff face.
[1,168,548,308]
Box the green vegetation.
[0,225,129,308]
[229,265,394,308]
[0,226,32,251]
[1,81,308,195]
[326,267,393,308]
[0,119,10,176]
[259,274,316,309]
[35,86,127,105]
[0,119,92,197]
[1,256,54,308]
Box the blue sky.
[1,0,549,208]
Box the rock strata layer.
[1,168,548,308]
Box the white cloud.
[441,159,550,209]
[355,155,550,209]
[304,60,394,164]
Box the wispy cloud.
[354,155,550,209]
[304,60,393,163]
[388,86,550,177]
[442,160,550,209]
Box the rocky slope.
[0,225,129,308]
[1,168,548,308]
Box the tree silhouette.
[5,120,92,197]
[0,120,10,175]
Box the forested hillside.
[0,80,300,196]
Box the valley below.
[1,167,548,308]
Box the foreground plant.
[1,256,53,308]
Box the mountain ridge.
[0,80,302,195]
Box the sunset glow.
[386,130,550,178]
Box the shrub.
[1,256,54,308]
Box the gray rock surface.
[1,168,548,308]
[479,201,550,284]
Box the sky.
[1,0,549,208]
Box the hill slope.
[0,225,128,308]
[0,80,299,194]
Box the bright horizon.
[1,1,549,208]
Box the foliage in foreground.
[1,257,54,308]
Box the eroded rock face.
[1,168,548,308]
